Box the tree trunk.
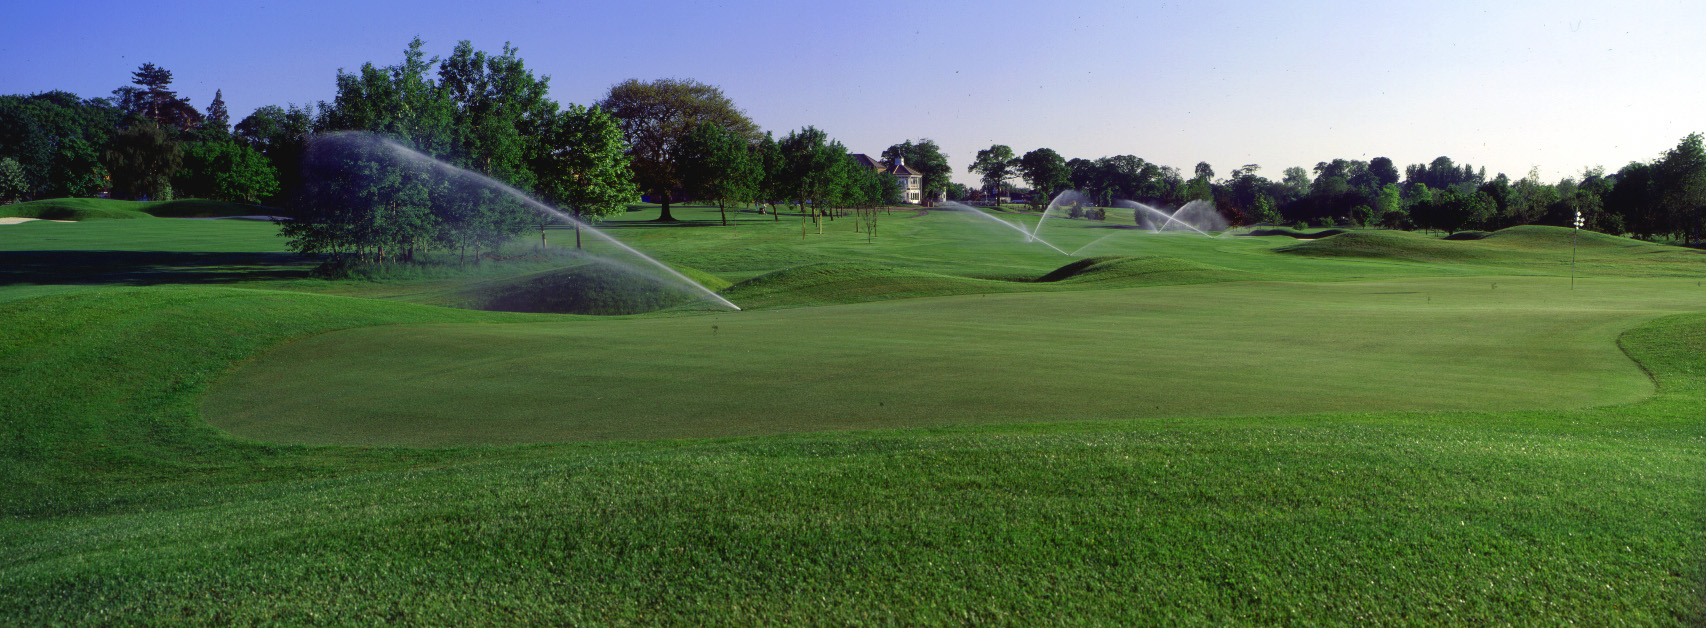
[657,199,676,222]
[576,223,582,249]
[719,200,727,226]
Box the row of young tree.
[966,138,1706,243]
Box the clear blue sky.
[4,0,1703,187]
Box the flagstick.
[1570,210,1583,290]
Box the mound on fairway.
[1,198,278,221]
[1275,230,1496,263]
[1,198,155,221]
[721,262,1005,308]
[1035,255,1248,285]
[1240,228,1348,239]
[450,261,732,315]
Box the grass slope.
[1,287,1703,624]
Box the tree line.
[967,139,1706,243]
[0,40,966,270]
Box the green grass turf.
[2,287,1704,624]
[5,203,1706,623]
[202,276,1703,446]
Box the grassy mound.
[1,198,274,221]
[1240,228,1347,239]
[1481,224,1657,250]
[1274,230,1494,263]
[139,199,279,218]
[1035,255,1248,285]
[1,198,154,220]
[721,262,1004,308]
[450,261,732,315]
[1442,230,1491,240]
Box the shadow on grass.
[0,250,314,286]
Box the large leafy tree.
[1654,132,1706,243]
[674,121,757,226]
[968,144,1017,200]
[534,104,638,248]
[881,139,951,204]
[778,126,854,232]
[235,104,314,205]
[438,41,558,186]
[0,91,119,199]
[173,140,279,203]
[105,119,181,200]
[595,78,759,222]
[1017,147,1070,205]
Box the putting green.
[204,276,1705,446]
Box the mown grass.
[4,204,1706,624]
[2,287,1704,624]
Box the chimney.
[896,155,905,168]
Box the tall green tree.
[595,78,759,222]
[536,104,638,248]
[124,63,202,132]
[0,91,118,198]
[235,104,313,205]
[105,119,181,200]
[173,140,279,203]
[968,144,1017,201]
[1655,132,1706,243]
[674,121,757,226]
[778,126,852,232]
[203,90,231,137]
[1017,147,1070,206]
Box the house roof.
[849,154,884,171]
[850,153,921,176]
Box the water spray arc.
[940,200,1070,255]
[314,132,740,311]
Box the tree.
[235,104,313,205]
[674,121,757,226]
[1369,157,1399,187]
[106,119,181,200]
[1017,148,1070,206]
[124,63,202,132]
[438,41,558,187]
[1655,132,1706,243]
[203,90,231,137]
[0,157,27,204]
[1374,183,1403,227]
[778,126,853,234]
[968,144,1017,201]
[536,104,638,248]
[882,139,951,204]
[0,91,119,199]
[752,132,785,219]
[595,78,759,222]
[173,140,279,203]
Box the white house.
[850,154,924,204]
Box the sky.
[5,0,1705,188]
